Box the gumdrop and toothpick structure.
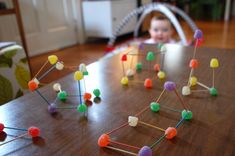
[182,30,219,96]
[0,123,40,146]
[98,81,192,156]
[27,55,101,115]
[120,43,167,89]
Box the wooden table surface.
[0,44,235,156]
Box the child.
[145,15,175,44]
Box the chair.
[0,43,30,105]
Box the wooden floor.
[30,19,235,83]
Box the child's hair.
[150,15,172,27]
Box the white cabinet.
[82,0,137,38]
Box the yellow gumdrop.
[48,55,58,65]
[74,71,83,80]
[121,77,128,85]
[158,71,166,79]
[210,58,219,68]
[190,76,197,86]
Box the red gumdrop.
[121,54,127,61]
[98,134,110,147]
[84,93,92,100]
[28,80,38,91]
[165,127,177,139]
[195,38,203,46]
[105,46,115,53]
[144,78,152,88]
[0,123,5,132]
[189,59,198,69]
[154,64,160,72]
[28,127,40,137]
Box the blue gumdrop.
[138,146,152,156]
[194,29,203,39]
[48,103,57,113]
[164,81,176,92]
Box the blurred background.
[0,0,234,104]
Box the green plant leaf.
[4,50,17,58]
[2,45,22,58]
[19,57,28,64]
[0,74,13,105]
[15,89,24,98]
[0,55,12,68]
[15,65,30,89]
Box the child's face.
[149,20,172,43]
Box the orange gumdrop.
[144,78,152,88]
[98,134,110,147]
[165,127,177,139]
[84,93,92,100]
[154,64,160,72]
[28,80,38,91]
[189,59,198,69]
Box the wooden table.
[0,44,235,156]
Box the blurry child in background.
[145,15,176,44]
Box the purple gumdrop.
[139,43,144,50]
[194,29,203,39]
[138,146,152,156]
[164,81,176,91]
[48,103,57,113]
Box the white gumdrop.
[126,69,134,77]
[53,83,61,92]
[160,45,167,53]
[128,116,138,127]
[79,63,87,72]
[33,78,40,85]
[56,62,64,70]
[182,86,191,96]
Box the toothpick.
[212,68,215,87]
[138,121,165,132]
[150,134,167,149]
[174,89,188,111]
[107,123,128,135]
[77,80,82,105]
[193,39,198,59]
[156,89,166,103]
[122,62,125,77]
[187,69,194,86]
[191,89,208,92]
[196,81,210,90]
[38,65,56,80]
[106,146,138,156]
[0,133,28,146]
[110,140,141,150]
[129,55,134,70]
[4,127,27,131]
[35,89,51,105]
[33,60,48,79]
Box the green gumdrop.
[181,110,193,120]
[210,88,218,96]
[93,89,100,97]
[77,104,87,112]
[136,63,142,71]
[157,43,163,49]
[146,52,155,61]
[150,102,160,112]
[57,91,67,100]
[83,71,89,76]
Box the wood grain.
[0,44,235,156]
